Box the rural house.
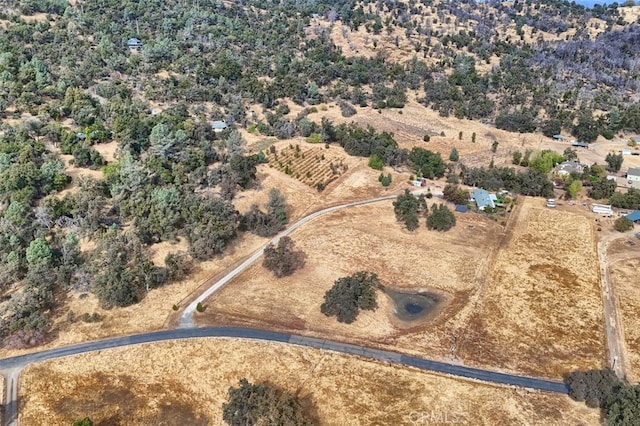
[212,120,228,133]
[627,167,640,183]
[471,188,496,210]
[624,210,640,223]
[557,160,585,176]
[127,38,142,51]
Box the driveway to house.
[1,188,572,426]
[178,188,436,328]
[597,232,636,380]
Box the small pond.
[384,288,440,322]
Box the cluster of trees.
[409,147,446,179]
[610,188,640,209]
[223,379,315,425]
[461,166,554,198]
[3,0,637,148]
[241,188,289,237]
[0,103,287,346]
[321,271,379,324]
[393,189,429,231]
[565,369,640,425]
[392,190,456,231]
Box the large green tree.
[321,271,379,323]
[262,236,305,278]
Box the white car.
[546,199,556,208]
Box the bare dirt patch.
[609,257,640,383]
[19,339,600,426]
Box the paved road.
[1,189,573,425]
[179,190,436,328]
[0,327,569,395]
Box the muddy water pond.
[384,288,440,321]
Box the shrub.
[73,418,94,426]
[196,302,204,312]
[222,379,314,425]
[423,134,430,142]
[321,272,379,323]
[379,173,392,187]
[614,217,634,232]
[368,154,384,170]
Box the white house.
[628,167,640,183]
[557,161,585,176]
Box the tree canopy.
[222,379,314,426]
[321,271,379,324]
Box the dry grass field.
[198,198,502,359]
[457,199,607,377]
[199,196,606,379]
[609,256,640,383]
[19,338,600,426]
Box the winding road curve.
[179,192,420,328]
[0,327,569,425]
[1,190,574,426]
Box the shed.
[625,210,640,222]
[471,188,495,210]
[622,148,632,155]
[212,120,228,132]
[454,205,468,213]
[127,38,143,51]
[628,167,640,183]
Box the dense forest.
[0,0,639,347]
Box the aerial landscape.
[1,0,640,425]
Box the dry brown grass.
[610,257,640,383]
[457,199,606,377]
[19,338,600,426]
[199,197,606,379]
